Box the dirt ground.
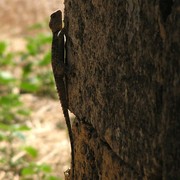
[0,1,71,179]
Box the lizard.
[49,10,74,180]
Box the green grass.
[0,25,60,179]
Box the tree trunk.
[64,0,179,179]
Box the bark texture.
[64,0,179,179]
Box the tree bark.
[64,0,179,179]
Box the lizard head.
[49,10,62,33]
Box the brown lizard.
[49,10,74,180]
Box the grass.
[0,23,62,179]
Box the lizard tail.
[62,108,75,180]
[55,79,75,180]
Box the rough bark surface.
[64,0,179,179]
